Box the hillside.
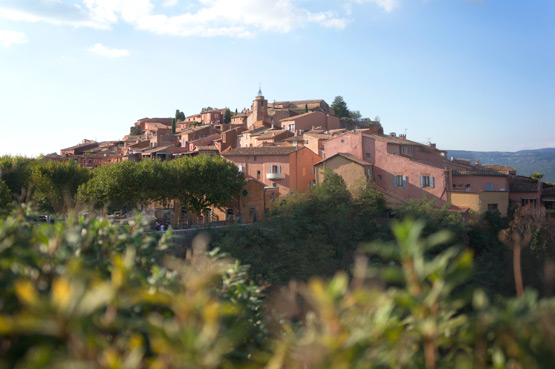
[447,148,555,183]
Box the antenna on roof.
[426,137,431,144]
[404,128,408,136]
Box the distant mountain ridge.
[446,148,555,183]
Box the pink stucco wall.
[373,144,447,204]
[324,132,447,203]
[323,132,363,160]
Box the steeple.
[257,84,263,97]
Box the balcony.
[267,172,284,180]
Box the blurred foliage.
[0,207,554,368]
[0,179,12,214]
[0,206,264,368]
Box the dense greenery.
[78,155,245,213]
[0,155,245,217]
[1,206,554,368]
[0,157,90,213]
[224,108,232,124]
[213,173,385,286]
[331,96,350,119]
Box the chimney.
[389,132,396,137]
[429,143,436,149]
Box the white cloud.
[89,43,130,58]
[0,30,28,47]
[0,0,348,38]
[162,0,178,7]
[354,0,400,12]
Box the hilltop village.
[50,90,555,224]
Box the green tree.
[0,156,34,202]
[79,156,244,215]
[78,160,151,211]
[531,172,544,182]
[0,179,12,213]
[172,118,177,134]
[331,96,350,119]
[130,125,143,135]
[350,110,362,121]
[31,160,90,213]
[167,155,245,215]
[175,109,186,122]
[393,197,468,244]
[224,108,232,124]
[305,103,308,113]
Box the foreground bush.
[0,207,554,368]
[0,206,264,368]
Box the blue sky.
[1,0,553,156]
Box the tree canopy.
[331,96,351,119]
[224,108,232,124]
[31,160,90,213]
[78,156,245,213]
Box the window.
[271,192,275,200]
[419,176,435,188]
[269,165,281,174]
[257,170,261,176]
[305,140,309,144]
[253,155,257,161]
[378,175,382,181]
[238,164,243,172]
[365,153,371,160]
[486,183,494,191]
[215,114,219,118]
[273,182,277,187]
[522,198,537,207]
[487,203,498,210]
[394,175,407,188]
[289,124,295,131]
[401,145,414,155]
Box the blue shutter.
[403,176,407,188]
[431,177,435,188]
[419,176,424,188]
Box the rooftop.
[315,152,372,167]
[223,146,301,156]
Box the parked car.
[150,218,169,231]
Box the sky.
[0,0,554,156]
